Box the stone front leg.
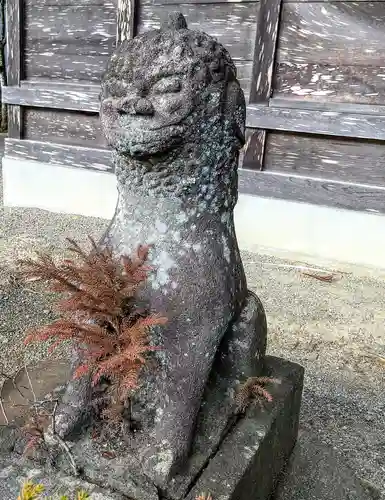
[135,292,267,488]
[221,290,267,381]
[136,326,225,487]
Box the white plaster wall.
[3,157,385,271]
[2,158,117,219]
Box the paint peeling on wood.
[239,168,385,214]
[6,0,22,138]
[250,0,282,102]
[24,2,116,81]
[274,62,385,105]
[247,103,385,141]
[264,131,385,186]
[244,0,282,170]
[3,85,100,112]
[24,108,105,147]
[117,0,135,43]
[5,138,113,171]
[277,3,385,66]
[241,129,266,170]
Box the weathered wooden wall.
[4,0,385,214]
[244,0,385,214]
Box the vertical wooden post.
[6,0,22,138]
[116,0,136,45]
[243,0,282,170]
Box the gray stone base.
[186,356,304,500]
[0,356,303,500]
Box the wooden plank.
[25,3,116,41]
[150,0,378,5]
[264,131,385,186]
[274,62,385,106]
[238,169,385,214]
[2,85,100,112]
[250,0,282,102]
[24,108,105,147]
[152,0,385,4]
[246,104,385,141]
[6,0,22,138]
[245,0,282,170]
[236,61,253,102]
[5,138,113,172]
[241,130,266,170]
[282,0,383,3]
[153,0,256,4]
[138,3,258,61]
[277,3,385,66]
[20,80,101,92]
[31,0,109,5]
[6,0,21,86]
[24,2,116,81]
[117,0,136,43]
[270,97,385,116]
[25,39,114,58]
[7,106,22,138]
[24,53,111,82]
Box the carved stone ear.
[161,12,188,31]
[224,80,246,148]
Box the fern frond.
[20,238,167,427]
[235,376,281,413]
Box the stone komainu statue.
[57,12,267,488]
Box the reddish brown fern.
[235,376,281,413]
[19,237,167,406]
[21,411,50,458]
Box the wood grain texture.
[282,0,384,4]
[277,3,385,66]
[5,138,113,171]
[32,0,109,5]
[250,0,282,102]
[3,85,100,112]
[246,0,282,170]
[275,3,385,105]
[24,53,111,82]
[236,61,253,102]
[137,3,258,61]
[241,129,266,170]
[270,97,385,115]
[239,169,385,214]
[153,0,256,3]
[151,0,381,3]
[274,62,385,105]
[117,0,135,42]
[246,103,385,140]
[264,132,385,186]
[24,2,116,81]
[6,0,22,138]
[24,108,105,147]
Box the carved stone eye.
[152,77,181,94]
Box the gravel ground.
[1,166,384,497]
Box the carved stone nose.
[134,98,154,116]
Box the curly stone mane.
[102,18,237,93]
